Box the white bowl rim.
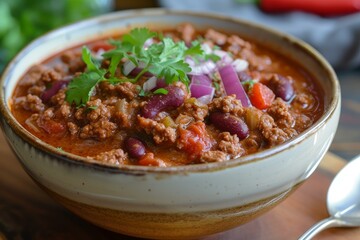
[0,8,340,174]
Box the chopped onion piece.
[190,60,217,75]
[122,60,136,76]
[197,94,214,105]
[129,61,153,77]
[25,117,40,133]
[214,50,233,67]
[219,65,251,107]
[143,76,158,92]
[201,43,212,54]
[232,59,249,72]
[189,83,215,99]
[144,38,154,49]
[191,75,212,86]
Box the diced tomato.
[178,122,214,159]
[39,119,66,135]
[138,153,167,167]
[248,82,275,110]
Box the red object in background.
[253,0,360,16]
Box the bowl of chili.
[0,9,340,239]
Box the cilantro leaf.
[185,41,203,56]
[66,46,107,106]
[122,28,156,49]
[82,46,101,71]
[153,88,168,95]
[66,70,105,106]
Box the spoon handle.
[298,217,343,240]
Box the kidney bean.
[272,75,294,101]
[141,85,185,119]
[41,80,69,103]
[209,112,249,139]
[124,137,146,159]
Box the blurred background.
[1,0,359,160]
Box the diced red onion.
[189,83,215,99]
[143,76,158,92]
[144,38,154,49]
[123,60,136,76]
[201,43,212,54]
[190,60,217,75]
[196,94,214,105]
[185,56,196,67]
[41,80,69,103]
[219,65,251,107]
[25,117,40,132]
[129,61,153,77]
[232,59,249,72]
[214,50,233,67]
[191,75,212,86]
[94,48,105,60]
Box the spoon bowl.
[299,155,360,239]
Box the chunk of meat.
[137,116,177,144]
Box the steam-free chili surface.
[10,24,324,167]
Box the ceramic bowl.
[0,9,340,239]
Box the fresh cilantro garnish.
[65,27,222,107]
[242,79,255,89]
[66,47,106,106]
[186,40,221,63]
[86,105,98,112]
[153,88,168,95]
[213,82,220,91]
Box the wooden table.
[0,130,359,240]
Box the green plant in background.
[0,0,113,72]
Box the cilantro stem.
[134,65,150,82]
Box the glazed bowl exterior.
[0,9,340,239]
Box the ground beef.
[258,114,297,146]
[226,35,252,55]
[238,48,272,71]
[67,122,79,135]
[181,99,209,121]
[209,95,245,117]
[200,150,228,163]
[137,116,177,144]
[177,23,195,44]
[113,99,140,129]
[50,89,67,106]
[59,103,72,119]
[242,131,263,153]
[91,148,128,165]
[60,50,85,73]
[80,119,117,139]
[40,69,62,83]
[14,94,45,113]
[205,29,227,45]
[42,108,55,120]
[28,85,46,96]
[86,99,113,121]
[19,65,47,87]
[268,98,295,128]
[294,113,313,132]
[217,132,245,157]
[99,82,140,100]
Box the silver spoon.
[299,155,360,239]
